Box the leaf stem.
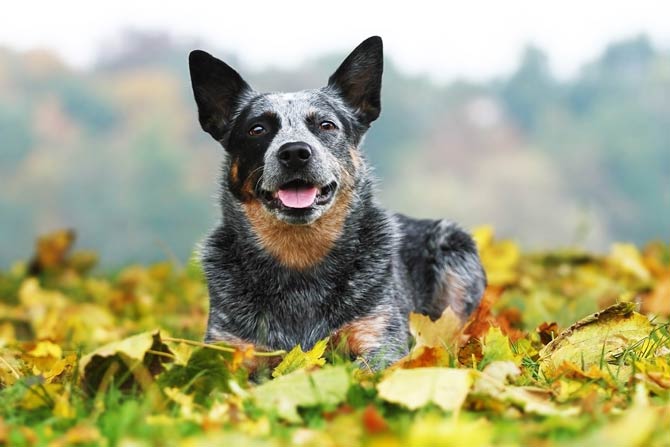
[161,336,286,357]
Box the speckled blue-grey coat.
[188,36,486,369]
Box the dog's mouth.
[260,180,337,211]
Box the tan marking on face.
[230,160,239,184]
[242,171,354,270]
[333,311,389,356]
[240,175,257,202]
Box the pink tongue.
[277,185,318,208]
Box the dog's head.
[189,36,382,225]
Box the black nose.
[277,142,312,169]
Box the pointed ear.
[189,50,252,140]
[328,36,383,125]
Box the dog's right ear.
[328,36,383,125]
[189,50,252,140]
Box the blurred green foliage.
[0,32,668,267]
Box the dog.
[188,36,486,369]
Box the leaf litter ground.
[0,227,669,446]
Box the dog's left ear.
[328,36,383,125]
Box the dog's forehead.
[247,90,335,118]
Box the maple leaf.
[272,338,328,378]
[480,326,517,368]
[409,307,462,350]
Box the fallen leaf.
[272,338,328,378]
[635,356,670,395]
[250,366,350,422]
[481,327,516,368]
[573,384,658,446]
[231,345,256,372]
[79,330,172,392]
[362,404,388,434]
[377,367,473,412]
[20,382,63,410]
[458,337,483,367]
[474,226,520,287]
[406,415,492,447]
[538,303,654,378]
[395,345,451,369]
[642,274,670,316]
[608,243,652,282]
[28,229,75,273]
[409,307,462,349]
[463,286,503,339]
[158,346,237,404]
[49,424,101,447]
[537,322,559,345]
[474,361,580,416]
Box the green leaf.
[250,366,350,422]
[158,346,239,404]
[481,327,516,368]
[272,338,328,378]
[377,367,473,411]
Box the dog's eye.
[319,121,337,131]
[248,125,266,136]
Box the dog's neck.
[219,169,385,272]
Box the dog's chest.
[220,269,360,349]
[221,262,384,349]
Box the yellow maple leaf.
[409,307,462,350]
[472,225,520,286]
[272,338,328,378]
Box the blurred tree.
[0,107,33,171]
[500,46,557,131]
[0,31,668,268]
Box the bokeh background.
[1,1,669,268]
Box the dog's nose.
[277,142,312,169]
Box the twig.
[161,336,287,357]
[147,349,176,359]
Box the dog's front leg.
[332,306,409,370]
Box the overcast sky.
[2,0,669,82]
